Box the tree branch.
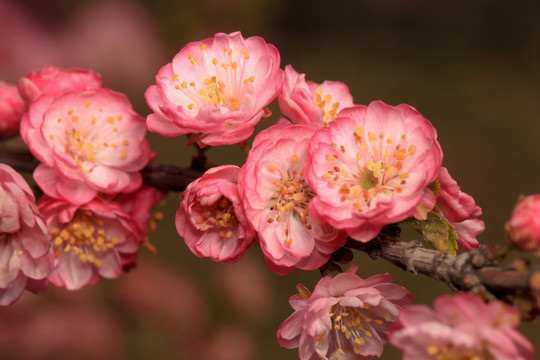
[1,144,539,318]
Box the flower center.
[313,88,340,126]
[50,211,118,267]
[425,344,491,360]
[50,105,131,172]
[320,304,388,358]
[194,196,237,239]
[172,45,255,112]
[323,126,417,209]
[266,158,314,246]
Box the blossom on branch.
[0,164,53,305]
[305,101,443,242]
[0,82,25,137]
[277,264,413,359]
[506,194,540,255]
[239,124,347,274]
[20,88,151,205]
[389,293,535,360]
[278,65,354,128]
[38,194,151,290]
[435,167,484,250]
[145,31,283,146]
[17,65,102,104]
[176,165,255,263]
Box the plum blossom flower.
[17,65,102,104]
[435,167,484,250]
[145,31,283,146]
[176,165,255,263]
[20,88,151,205]
[506,195,540,255]
[0,82,25,137]
[305,101,443,242]
[0,164,53,305]
[389,293,535,360]
[277,264,413,359]
[278,65,354,128]
[38,195,148,290]
[238,124,347,274]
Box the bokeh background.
[1,0,539,359]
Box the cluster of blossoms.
[161,32,483,275]
[0,65,164,302]
[1,30,538,359]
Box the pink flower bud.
[506,195,540,255]
[146,31,283,146]
[17,65,102,104]
[0,82,25,137]
[0,164,53,305]
[436,167,484,250]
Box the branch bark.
[1,144,539,318]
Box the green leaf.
[402,211,458,256]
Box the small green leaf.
[402,211,458,256]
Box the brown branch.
[2,143,539,318]
[0,142,204,193]
[346,226,540,320]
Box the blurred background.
[1,0,539,359]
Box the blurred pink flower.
[201,325,256,360]
[277,264,413,359]
[278,65,354,128]
[58,0,167,97]
[38,196,146,290]
[0,82,25,137]
[176,165,255,263]
[389,293,535,360]
[17,65,102,104]
[20,88,151,205]
[305,101,443,242]
[0,287,125,360]
[146,31,283,146]
[0,164,53,305]
[215,254,273,322]
[506,195,540,255]
[113,257,206,351]
[238,124,346,274]
[436,167,484,250]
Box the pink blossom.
[305,101,443,242]
[389,293,535,360]
[278,65,354,128]
[436,167,484,250]
[20,88,151,205]
[176,165,256,263]
[239,124,347,274]
[145,31,283,146]
[38,196,146,290]
[506,195,540,255]
[0,164,53,305]
[0,82,25,137]
[17,65,102,104]
[277,265,413,359]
